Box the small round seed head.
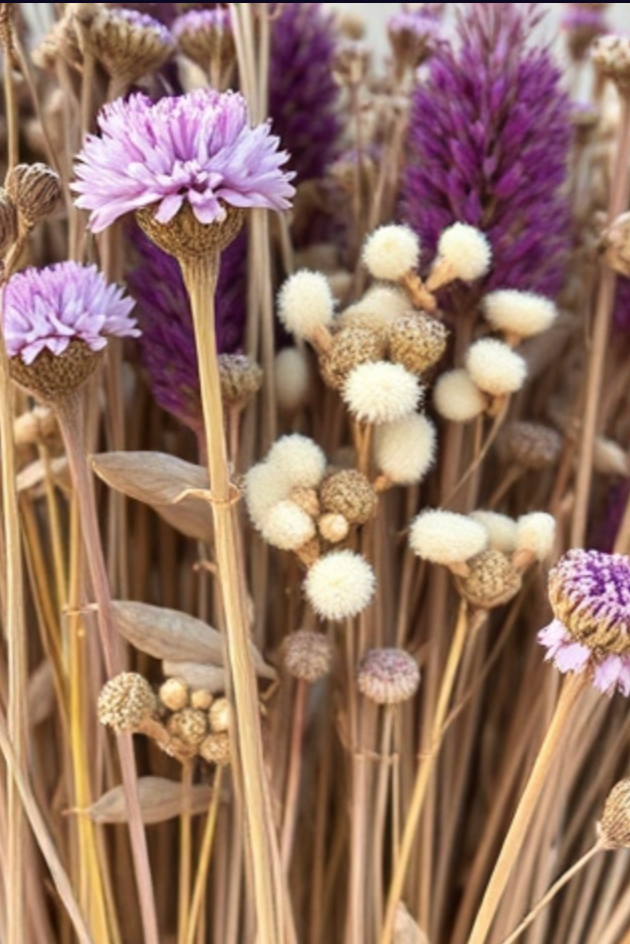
[454,549,522,609]
[200,732,231,766]
[320,469,377,525]
[304,550,376,621]
[515,512,556,562]
[507,422,563,470]
[244,461,290,530]
[318,512,350,543]
[409,510,488,565]
[10,340,104,403]
[374,413,437,485]
[0,189,18,254]
[283,630,333,682]
[173,8,235,72]
[470,511,518,554]
[339,285,410,333]
[436,223,492,282]
[159,677,189,712]
[388,313,449,374]
[600,780,630,849]
[167,707,208,747]
[218,353,263,409]
[77,6,174,82]
[190,689,213,711]
[267,434,327,489]
[209,697,231,734]
[433,369,487,423]
[465,339,527,397]
[290,486,321,519]
[136,201,245,261]
[274,347,311,413]
[357,648,420,705]
[362,225,420,281]
[277,270,335,340]
[6,163,61,229]
[343,361,423,425]
[482,290,558,339]
[318,326,386,390]
[260,500,316,551]
[98,673,156,733]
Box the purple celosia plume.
[3,262,139,365]
[538,549,630,696]
[127,228,246,430]
[402,2,572,298]
[72,89,295,232]
[269,3,341,184]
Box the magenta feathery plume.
[3,262,139,365]
[402,3,571,298]
[72,89,295,232]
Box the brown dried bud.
[320,469,377,526]
[14,406,59,448]
[98,673,157,733]
[159,678,189,712]
[190,689,213,711]
[10,340,103,403]
[175,10,235,74]
[507,421,563,471]
[388,314,449,374]
[200,732,231,766]
[295,535,322,568]
[78,6,174,82]
[290,486,321,519]
[601,211,630,277]
[318,512,350,544]
[6,163,61,229]
[453,550,522,609]
[32,17,83,72]
[357,648,420,705]
[592,35,630,92]
[283,629,333,683]
[136,202,245,261]
[218,353,263,409]
[333,39,371,86]
[318,327,386,391]
[0,189,18,254]
[600,780,630,849]
[208,697,231,733]
[167,708,208,747]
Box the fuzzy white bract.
[470,511,518,554]
[362,224,420,281]
[267,434,327,489]
[437,223,492,281]
[433,369,486,422]
[465,339,527,396]
[515,512,556,561]
[409,510,488,564]
[343,361,422,425]
[245,461,291,530]
[277,270,334,339]
[374,413,436,484]
[304,550,376,621]
[260,500,316,551]
[482,289,558,338]
[274,347,311,412]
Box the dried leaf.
[76,777,212,825]
[162,661,227,693]
[17,456,70,496]
[28,661,56,727]
[91,451,212,541]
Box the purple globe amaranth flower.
[402,3,572,299]
[127,226,246,430]
[172,7,230,40]
[269,3,342,184]
[106,4,178,26]
[72,89,295,233]
[3,262,139,366]
[538,549,630,696]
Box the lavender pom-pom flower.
[538,549,630,696]
[402,2,571,299]
[72,89,295,232]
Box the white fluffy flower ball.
[260,500,316,551]
[343,361,422,425]
[470,511,518,554]
[437,223,492,282]
[304,550,376,621]
[433,369,486,422]
[374,413,437,485]
[515,513,556,561]
[277,270,334,339]
[362,225,420,281]
[482,290,558,338]
[409,510,488,564]
[465,339,527,396]
[267,434,327,489]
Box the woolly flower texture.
[3,262,139,365]
[343,361,422,425]
[538,549,630,696]
[73,89,295,232]
[305,550,376,621]
[409,509,488,565]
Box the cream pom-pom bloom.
[274,347,311,413]
[470,511,518,554]
[277,270,334,340]
[362,224,420,282]
[482,289,558,339]
[427,223,492,291]
[409,510,488,564]
[374,413,437,485]
[339,285,410,332]
[260,500,316,551]
[304,550,376,621]
[245,461,291,529]
[465,339,527,396]
[433,369,487,422]
[515,512,556,562]
[267,434,327,489]
[342,361,422,425]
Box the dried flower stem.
[184,768,224,944]
[179,254,285,944]
[465,672,587,944]
[280,678,308,870]
[177,762,194,944]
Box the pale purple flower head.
[106,4,177,26]
[3,262,139,366]
[538,549,630,696]
[172,8,230,39]
[72,89,295,232]
[109,7,175,42]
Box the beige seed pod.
[0,189,18,255]
[200,732,231,766]
[454,550,522,609]
[600,780,630,849]
[290,486,321,519]
[190,689,213,711]
[6,162,61,229]
[218,353,263,409]
[167,708,208,747]
[318,512,350,544]
[208,697,231,734]
[388,314,449,374]
[357,648,420,705]
[319,469,377,525]
[507,421,563,470]
[283,630,333,682]
[98,673,156,733]
[318,326,386,390]
[10,340,103,403]
[159,678,189,712]
[76,5,174,83]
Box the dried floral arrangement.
[0,3,629,944]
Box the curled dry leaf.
[28,661,56,727]
[162,662,227,693]
[90,451,212,541]
[75,777,213,825]
[17,456,71,496]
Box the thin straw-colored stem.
[185,768,224,944]
[177,762,194,944]
[280,679,307,870]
